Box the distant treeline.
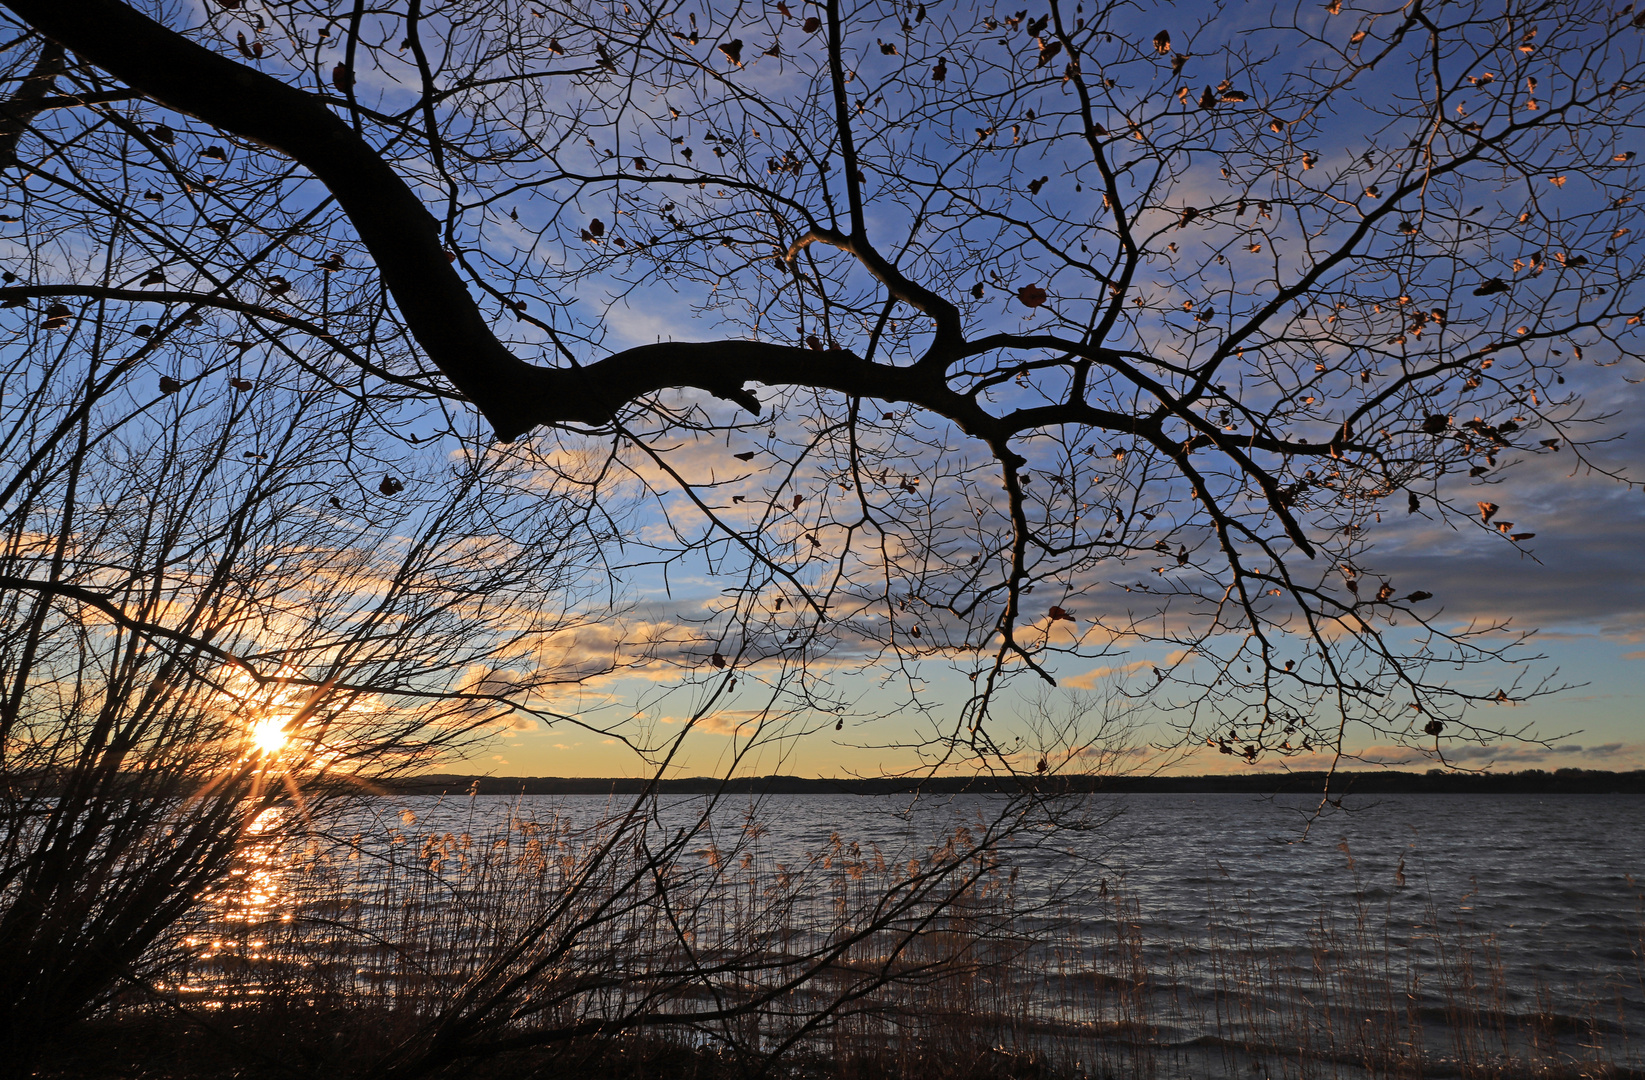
[387,768,1645,797]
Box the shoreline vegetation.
[384,768,1645,797]
[36,792,1645,1080]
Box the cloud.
[1361,389,1645,637]
[659,710,766,737]
[1435,741,1634,765]
[1176,739,1642,774]
[1065,660,1155,690]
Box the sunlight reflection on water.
[178,791,1645,1071]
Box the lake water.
[197,791,1645,1077]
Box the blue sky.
[451,0,1645,778]
[82,0,1644,780]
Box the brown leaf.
[158,376,182,394]
[803,16,822,32]
[379,476,405,496]
[734,451,757,461]
[1405,590,1433,602]
[332,63,353,93]
[229,377,253,391]
[1016,283,1048,308]
[1048,605,1075,622]
[710,651,726,668]
[719,38,744,65]
[1153,30,1170,54]
[1477,500,1499,523]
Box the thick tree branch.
[786,227,964,356]
[0,39,61,169]
[2,0,562,433]
[2,0,992,442]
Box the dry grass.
[107,799,1645,1080]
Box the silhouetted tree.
[0,242,616,1063]
[6,0,1633,771]
[0,0,1641,1070]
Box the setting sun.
[248,717,289,757]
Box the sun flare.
[249,716,289,757]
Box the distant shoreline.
[384,768,1645,797]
